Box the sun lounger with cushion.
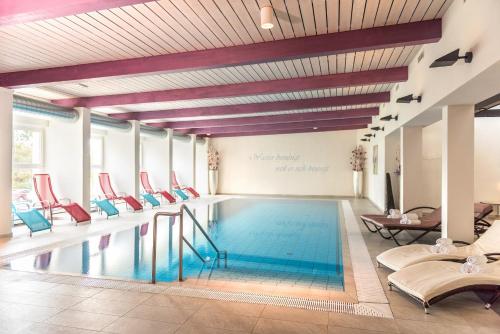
[361,204,493,246]
[377,221,500,271]
[387,256,500,313]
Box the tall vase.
[353,171,363,198]
[209,170,218,195]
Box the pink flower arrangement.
[350,145,366,171]
[208,145,220,171]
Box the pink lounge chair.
[33,173,91,225]
[98,173,143,212]
[140,171,176,204]
[171,171,200,198]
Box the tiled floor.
[0,198,499,333]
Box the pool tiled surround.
[1,197,499,334]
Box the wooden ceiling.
[0,0,453,137]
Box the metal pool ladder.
[151,204,227,283]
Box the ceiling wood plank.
[51,67,405,107]
[0,20,440,87]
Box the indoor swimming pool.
[7,198,344,290]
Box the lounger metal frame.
[388,253,500,313]
[362,205,493,246]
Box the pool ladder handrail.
[151,204,227,284]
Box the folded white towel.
[402,213,419,220]
[389,209,400,216]
[400,218,421,225]
[387,214,402,218]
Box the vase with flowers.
[208,145,220,195]
[350,145,366,198]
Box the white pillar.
[0,88,13,237]
[442,105,475,242]
[166,129,173,192]
[190,134,197,188]
[75,108,91,212]
[400,127,423,212]
[131,121,141,199]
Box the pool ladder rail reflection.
[151,204,228,283]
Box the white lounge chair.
[388,257,500,313]
[377,221,500,271]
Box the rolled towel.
[389,209,401,216]
[405,219,421,225]
[401,213,419,220]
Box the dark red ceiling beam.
[113,93,388,121]
[180,117,371,136]
[205,124,367,138]
[52,68,406,108]
[0,0,148,26]
[0,20,441,88]
[150,107,378,129]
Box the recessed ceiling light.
[78,83,89,88]
[313,127,318,130]
[206,133,211,136]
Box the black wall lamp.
[380,114,398,121]
[371,126,384,131]
[364,133,375,138]
[360,138,370,142]
[430,49,473,68]
[396,94,422,103]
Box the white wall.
[212,130,357,196]
[474,118,500,202]
[359,0,500,208]
[196,141,208,194]
[104,125,139,197]
[173,137,193,186]
[44,110,90,209]
[422,122,442,207]
[363,138,385,210]
[141,134,170,191]
[385,131,400,209]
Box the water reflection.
[34,252,51,270]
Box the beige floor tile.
[0,301,61,322]
[91,289,152,303]
[327,326,385,334]
[143,294,206,311]
[187,309,258,332]
[261,305,329,325]
[4,281,58,292]
[175,323,249,334]
[102,317,179,334]
[17,323,98,334]
[0,290,85,308]
[328,313,398,333]
[395,319,474,334]
[45,309,118,331]
[70,297,140,316]
[125,304,195,324]
[200,300,265,317]
[45,284,103,298]
[253,318,327,334]
[0,315,36,334]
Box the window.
[12,127,44,203]
[90,136,104,199]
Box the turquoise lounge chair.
[174,189,189,201]
[93,199,119,218]
[12,204,52,237]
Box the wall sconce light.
[380,114,398,121]
[364,133,375,138]
[360,138,370,142]
[430,49,473,68]
[396,94,422,103]
[371,126,384,131]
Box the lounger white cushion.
[388,261,500,304]
[376,221,500,271]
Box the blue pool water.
[8,198,344,289]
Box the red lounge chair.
[140,171,176,204]
[98,173,143,212]
[171,171,200,198]
[33,173,91,225]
